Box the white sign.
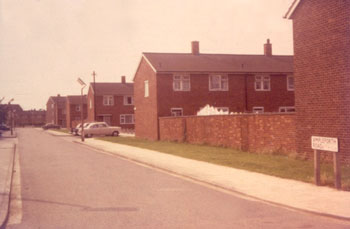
[311,136,338,152]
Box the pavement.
[0,131,17,228]
[0,128,349,228]
[74,138,350,221]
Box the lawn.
[98,136,350,191]
[51,128,70,134]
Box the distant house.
[66,95,87,129]
[134,41,295,140]
[285,0,350,162]
[18,110,46,126]
[46,94,67,127]
[87,76,134,129]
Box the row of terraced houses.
[46,1,350,163]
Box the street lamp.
[8,98,14,136]
[77,78,86,142]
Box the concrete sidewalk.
[0,133,17,228]
[75,138,350,220]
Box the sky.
[0,0,294,110]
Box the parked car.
[71,122,90,136]
[78,122,121,137]
[42,123,61,130]
[0,124,10,131]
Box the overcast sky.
[0,0,294,110]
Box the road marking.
[7,147,23,225]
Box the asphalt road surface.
[5,128,350,228]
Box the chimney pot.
[264,39,272,57]
[121,76,126,84]
[57,94,60,97]
[191,41,200,55]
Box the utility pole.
[92,71,97,121]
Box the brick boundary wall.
[159,113,297,155]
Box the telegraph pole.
[92,71,97,121]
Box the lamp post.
[8,98,14,136]
[77,78,86,142]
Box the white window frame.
[120,114,135,124]
[253,107,264,113]
[279,106,296,113]
[103,95,114,106]
[123,96,134,105]
[171,108,183,117]
[255,75,271,91]
[144,80,149,97]
[287,75,294,91]
[209,74,228,91]
[76,105,80,112]
[173,74,190,91]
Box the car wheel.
[112,131,119,137]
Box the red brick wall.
[87,85,134,129]
[66,103,87,128]
[93,95,134,128]
[134,57,159,140]
[246,74,295,112]
[46,100,55,124]
[87,86,95,122]
[156,73,294,117]
[292,0,350,163]
[160,113,296,154]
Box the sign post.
[311,136,341,190]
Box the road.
[5,128,350,228]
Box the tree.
[0,105,7,124]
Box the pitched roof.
[67,95,87,104]
[48,96,67,109]
[50,96,67,103]
[284,0,301,19]
[90,82,133,95]
[143,53,293,74]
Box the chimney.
[191,41,200,55]
[264,39,272,57]
[121,76,126,84]
[57,94,60,97]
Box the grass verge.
[98,136,350,191]
[51,128,70,134]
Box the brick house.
[66,95,87,129]
[18,109,46,126]
[87,76,134,129]
[134,41,295,140]
[46,94,67,127]
[285,0,350,162]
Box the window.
[287,76,294,91]
[124,96,134,105]
[103,95,114,106]
[255,75,270,91]
[209,75,228,91]
[279,106,296,112]
[253,107,264,113]
[120,114,135,124]
[173,75,190,91]
[171,108,183,117]
[89,99,92,109]
[144,80,149,97]
[76,105,80,112]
